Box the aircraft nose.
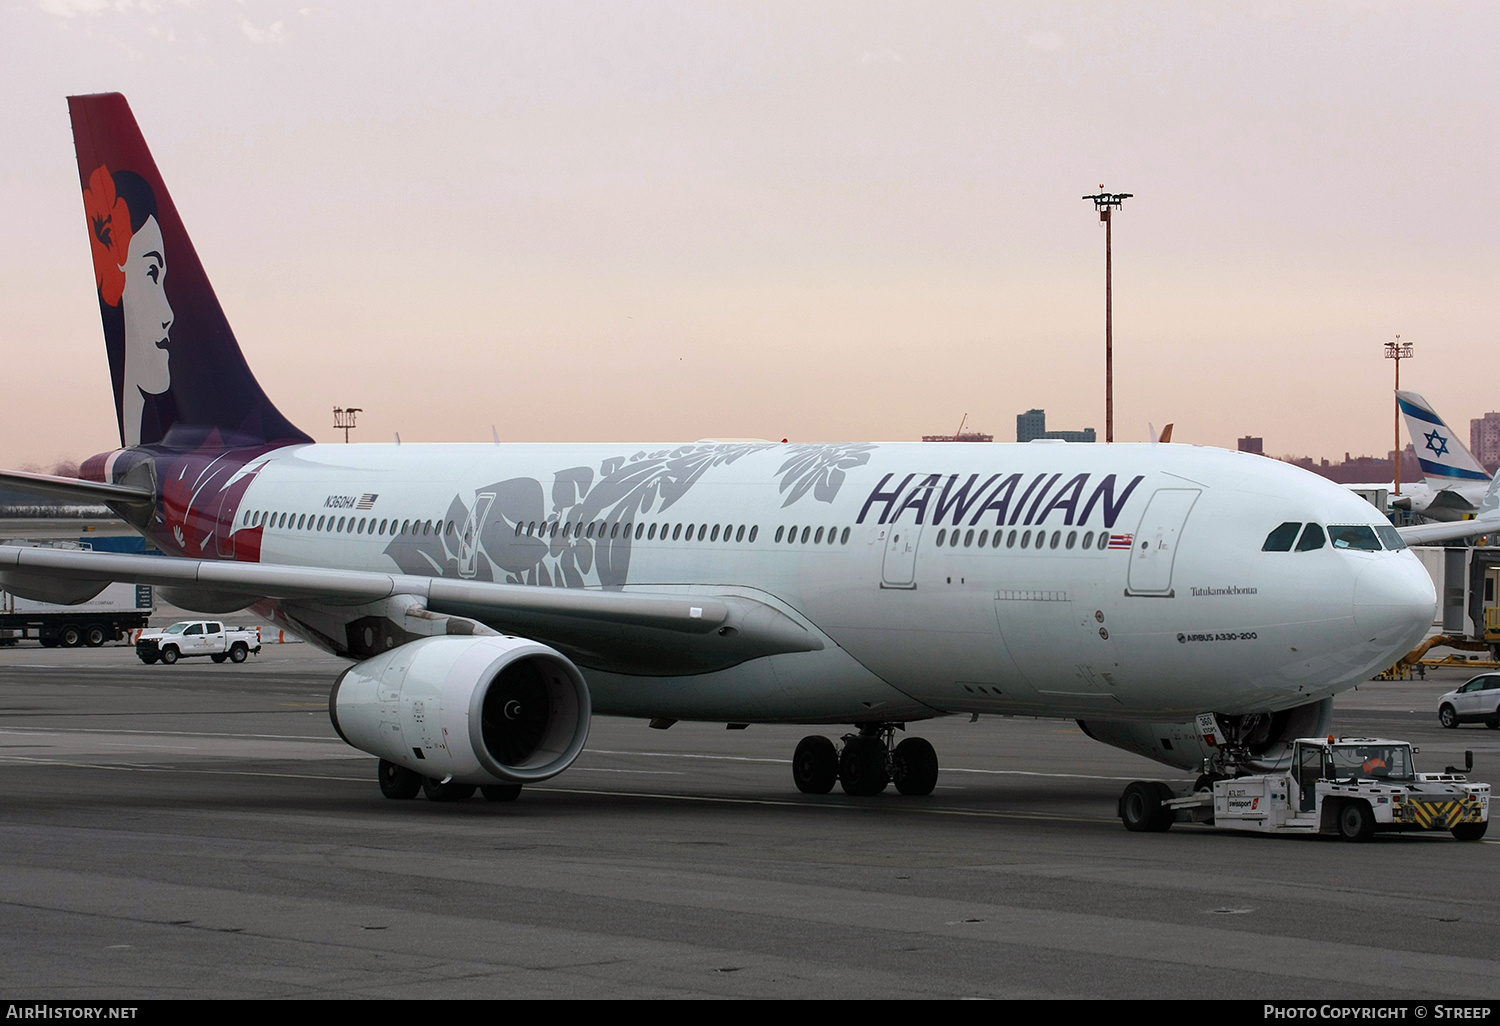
[1353,557,1436,654]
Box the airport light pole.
[333,406,362,443]
[1384,336,1413,498]
[1083,188,1132,443]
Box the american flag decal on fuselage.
[356,493,378,510]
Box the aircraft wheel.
[1439,704,1458,729]
[481,784,522,802]
[1337,800,1376,842]
[1451,821,1488,841]
[229,642,248,664]
[838,735,889,796]
[423,777,477,802]
[792,735,838,794]
[377,759,422,799]
[84,625,107,647]
[1120,781,1173,832]
[159,646,179,665]
[891,737,939,796]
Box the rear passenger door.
[182,622,206,655]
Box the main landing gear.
[792,725,939,797]
[377,760,522,803]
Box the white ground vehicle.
[136,621,261,665]
[1438,673,1500,729]
[1119,736,1490,841]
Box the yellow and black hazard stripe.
[1402,799,1484,829]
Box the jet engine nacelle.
[330,634,591,785]
[1077,698,1333,773]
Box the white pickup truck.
[136,621,261,665]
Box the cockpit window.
[1295,523,1325,551]
[1374,524,1406,550]
[1262,522,1302,551]
[1329,743,1414,781]
[1328,525,1382,551]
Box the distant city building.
[1277,445,1420,485]
[1472,412,1500,473]
[1237,436,1264,455]
[1016,409,1096,443]
[921,432,994,442]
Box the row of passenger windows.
[245,508,452,538]
[1262,521,1406,553]
[516,519,762,544]
[934,526,1111,552]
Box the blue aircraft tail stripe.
[1417,458,1489,480]
[1398,398,1445,427]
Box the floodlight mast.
[1083,189,1131,443]
[1384,336,1414,497]
[333,406,363,444]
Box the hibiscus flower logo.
[82,165,133,307]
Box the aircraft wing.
[1396,472,1500,545]
[0,544,821,674]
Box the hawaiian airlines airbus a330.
[0,94,1460,803]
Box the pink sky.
[2,2,1496,468]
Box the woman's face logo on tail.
[121,215,172,398]
[85,165,173,447]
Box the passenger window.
[788,525,797,543]
[1066,530,1076,549]
[736,525,746,543]
[801,526,811,544]
[936,529,947,547]
[1007,530,1017,548]
[1021,530,1032,548]
[749,526,759,542]
[1097,532,1108,551]
[991,530,1002,548]
[964,529,974,547]
[775,526,784,543]
[1049,531,1061,549]
[1296,523,1326,551]
[840,527,849,544]
[977,530,988,547]
[1262,522,1302,551]
[672,524,682,541]
[1082,531,1094,548]
[698,524,707,541]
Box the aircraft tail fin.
[1396,390,1489,485]
[68,93,310,451]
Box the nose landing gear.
[791,725,939,797]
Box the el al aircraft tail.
[1396,390,1490,486]
[69,93,309,451]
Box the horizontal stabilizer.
[0,469,153,512]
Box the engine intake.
[330,634,591,784]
